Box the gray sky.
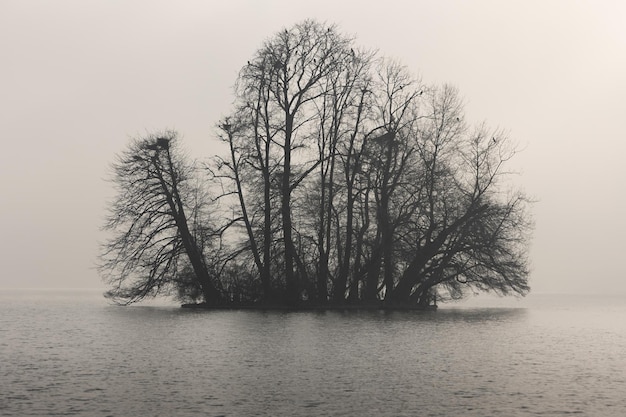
[1,0,625,295]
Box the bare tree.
[223,20,359,304]
[99,131,222,304]
[214,21,532,307]
[387,86,531,305]
[100,20,532,308]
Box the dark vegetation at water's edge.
[98,20,532,308]
[181,301,438,311]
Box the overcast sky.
[1,0,625,296]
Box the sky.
[1,0,625,296]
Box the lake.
[1,289,625,416]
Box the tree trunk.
[316,167,329,302]
[262,170,272,299]
[283,114,298,304]
[363,242,382,302]
[158,150,221,303]
[334,190,353,301]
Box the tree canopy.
[99,20,532,307]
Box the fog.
[1,0,625,295]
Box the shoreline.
[181,302,438,311]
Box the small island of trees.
[99,20,532,309]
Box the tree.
[99,131,222,304]
[386,86,531,305]
[213,20,532,307]
[219,20,361,304]
[100,20,533,308]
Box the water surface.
[1,290,625,416]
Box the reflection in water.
[1,291,625,416]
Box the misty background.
[1,0,624,296]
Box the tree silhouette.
[99,131,222,304]
[101,20,532,307]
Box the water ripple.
[2,291,626,416]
